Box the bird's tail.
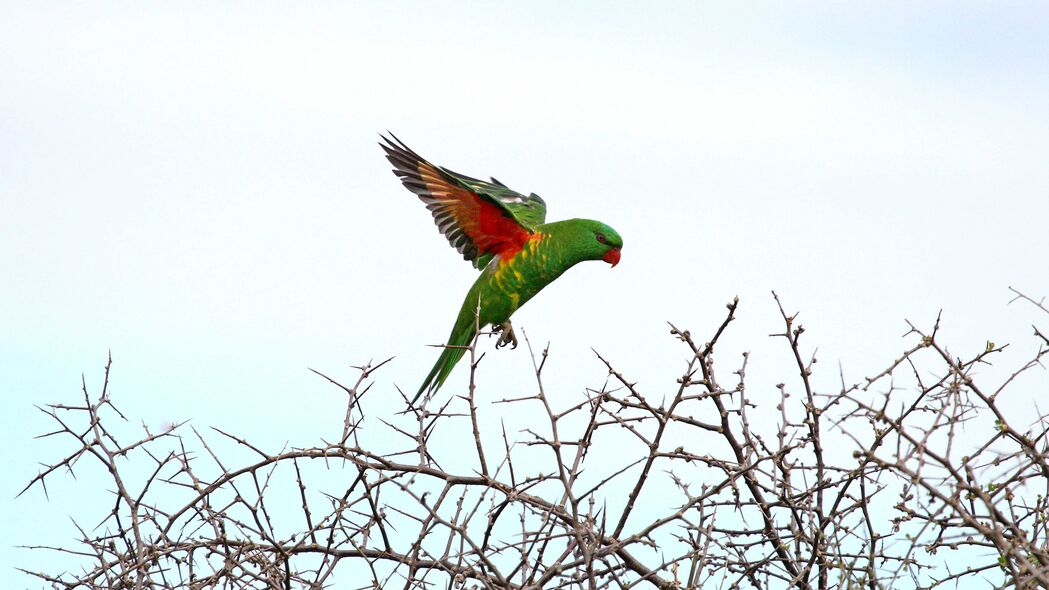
[414,299,480,405]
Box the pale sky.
[3,3,1049,584]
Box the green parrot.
[381,134,623,403]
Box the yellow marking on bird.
[493,263,519,290]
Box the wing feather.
[381,133,540,265]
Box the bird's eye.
[596,233,607,244]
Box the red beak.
[603,247,621,267]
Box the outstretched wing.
[381,133,546,268]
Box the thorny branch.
[17,288,1049,589]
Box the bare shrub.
[18,290,1049,589]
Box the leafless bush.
[18,290,1049,589]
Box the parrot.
[380,134,623,404]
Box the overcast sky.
[3,3,1049,583]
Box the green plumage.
[379,134,622,405]
[416,219,623,402]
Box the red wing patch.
[382,135,532,263]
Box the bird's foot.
[492,321,518,349]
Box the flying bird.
[381,134,623,404]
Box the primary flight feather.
[381,134,623,403]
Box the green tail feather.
[414,302,479,404]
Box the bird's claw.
[493,321,518,349]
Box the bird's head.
[554,219,623,268]
[595,225,623,268]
